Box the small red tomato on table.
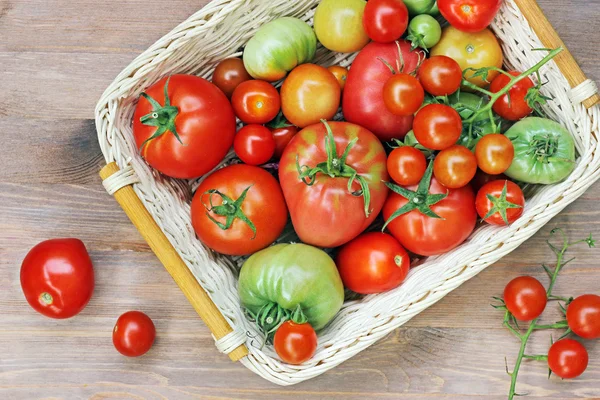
[566,294,600,339]
[548,339,589,379]
[113,311,156,357]
[503,276,547,321]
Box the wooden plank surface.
[1,0,600,398]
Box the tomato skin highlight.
[212,58,251,98]
[476,180,524,225]
[274,321,318,365]
[503,276,547,321]
[475,134,515,175]
[438,0,502,33]
[490,72,535,121]
[434,145,477,189]
[418,56,462,96]
[383,74,425,116]
[337,232,410,294]
[113,311,156,357]
[548,339,589,379]
[413,104,463,150]
[567,294,600,339]
[387,146,427,186]
[231,80,281,124]
[363,0,409,43]
[234,125,276,166]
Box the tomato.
[281,64,341,128]
[438,0,502,33]
[328,66,349,91]
[548,339,589,379]
[387,146,427,186]
[471,169,508,192]
[383,74,425,116]
[231,80,280,125]
[413,104,462,150]
[133,75,236,179]
[343,41,424,141]
[280,121,389,248]
[274,321,318,365]
[476,180,524,225]
[407,15,442,50]
[475,134,514,175]
[336,232,410,294]
[403,0,435,15]
[504,117,576,184]
[234,125,276,165]
[243,17,317,82]
[490,71,535,121]
[504,276,547,321]
[212,58,251,98]
[567,294,600,340]
[269,115,298,160]
[431,26,503,88]
[20,239,94,319]
[363,0,409,43]
[434,145,477,189]
[314,0,370,53]
[239,243,344,331]
[418,56,462,96]
[383,163,477,256]
[191,165,288,256]
[112,311,156,357]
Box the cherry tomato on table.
[490,72,535,121]
[475,134,515,175]
[231,80,281,124]
[212,58,251,98]
[548,339,589,379]
[418,55,462,96]
[387,146,427,186]
[567,294,600,339]
[113,311,156,357]
[328,66,349,91]
[476,180,524,225]
[234,124,276,165]
[438,0,502,33]
[413,104,463,150]
[274,321,317,365]
[434,145,477,189]
[503,276,547,321]
[20,239,94,319]
[363,0,409,43]
[336,232,410,294]
[383,73,425,116]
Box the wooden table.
[1,0,599,398]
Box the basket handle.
[513,0,599,109]
[100,162,248,362]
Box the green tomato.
[504,117,576,185]
[426,1,440,16]
[243,17,317,82]
[403,0,436,15]
[407,15,442,50]
[238,243,344,332]
[449,92,498,150]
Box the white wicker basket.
[95,0,599,385]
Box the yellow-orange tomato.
[328,66,349,91]
[431,26,503,88]
[314,0,370,53]
[281,64,341,128]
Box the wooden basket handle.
[100,162,248,362]
[513,0,599,109]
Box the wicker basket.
[95,0,599,386]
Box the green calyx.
[407,32,427,52]
[247,303,308,343]
[267,111,292,129]
[527,133,560,162]
[139,77,184,149]
[382,161,448,231]
[296,120,373,218]
[201,186,257,238]
[483,181,523,225]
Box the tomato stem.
[201,186,257,238]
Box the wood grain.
[1,0,600,398]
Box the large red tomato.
[383,163,477,256]
[133,75,236,179]
[343,41,424,141]
[280,121,389,248]
[21,239,94,319]
[191,165,288,256]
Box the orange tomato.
[281,64,341,128]
[328,66,349,91]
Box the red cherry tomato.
[418,56,462,96]
[113,311,156,357]
[475,134,515,175]
[476,180,524,225]
[328,66,349,91]
[438,0,502,33]
[234,124,276,165]
[336,232,410,294]
[270,125,298,160]
[490,71,535,121]
[433,145,477,189]
[413,104,462,150]
[20,239,94,319]
[363,0,409,43]
[387,146,427,186]
[212,58,252,98]
[232,80,281,124]
[383,74,425,116]
[503,276,547,321]
[548,339,589,379]
[273,321,317,365]
[567,294,600,340]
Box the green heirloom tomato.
[238,243,344,333]
[404,0,436,15]
[504,117,576,184]
[407,15,442,50]
[243,17,317,82]
[449,92,498,150]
